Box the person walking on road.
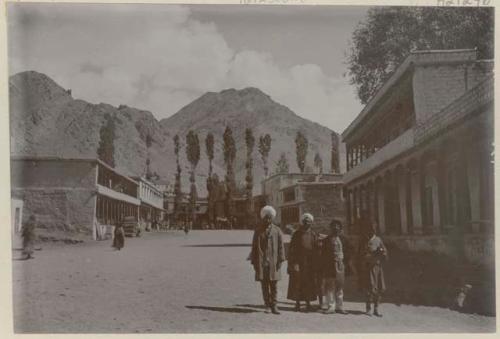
[287,213,321,312]
[319,219,349,314]
[250,206,286,315]
[112,222,125,251]
[22,215,36,260]
[359,223,388,317]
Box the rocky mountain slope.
[10,71,345,195]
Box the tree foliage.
[145,133,153,180]
[205,133,215,224]
[223,126,237,218]
[97,114,116,168]
[245,128,255,227]
[186,130,200,225]
[314,152,323,174]
[173,134,182,222]
[274,152,290,175]
[346,6,494,104]
[295,131,309,173]
[331,132,340,174]
[258,134,272,177]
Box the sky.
[7,3,368,132]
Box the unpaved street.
[13,230,495,333]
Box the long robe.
[22,220,35,257]
[287,228,320,302]
[358,235,387,295]
[113,226,125,250]
[250,224,286,281]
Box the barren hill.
[10,71,345,195]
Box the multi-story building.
[261,173,342,225]
[280,178,344,233]
[11,156,141,239]
[131,176,165,227]
[341,49,494,265]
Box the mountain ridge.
[10,70,345,195]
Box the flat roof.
[279,181,342,191]
[341,49,478,142]
[11,155,139,186]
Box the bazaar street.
[13,230,495,333]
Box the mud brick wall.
[11,159,97,188]
[10,159,99,236]
[301,184,345,233]
[12,188,96,235]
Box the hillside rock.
[10,71,345,196]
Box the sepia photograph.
[5,1,496,333]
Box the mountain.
[10,71,345,195]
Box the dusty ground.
[12,230,495,333]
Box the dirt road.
[12,230,495,333]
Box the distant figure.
[358,223,387,317]
[184,223,190,235]
[287,213,320,312]
[112,223,125,250]
[22,215,36,260]
[250,206,286,315]
[319,219,349,314]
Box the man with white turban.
[287,212,321,312]
[250,205,286,314]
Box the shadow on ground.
[183,244,251,248]
[185,305,259,313]
[340,244,496,316]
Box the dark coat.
[113,226,125,250]
[358,235,387,295]
[320,235,347,286]
[250,224,286,281]
[287,228,321,302]
[22,219,36,255]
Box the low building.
[11,156,141,239]
[261,173,342,225]
[341,49,494,266]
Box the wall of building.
[413,60,492,126]
[300,184,345,233]
[11,159,98,236]
[262,173,342,224]
[11,159,97,189]
[12,188,96,235]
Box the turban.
[260,205,276,219]
[301,213,314,223]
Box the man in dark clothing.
[358,224,388,317]
[250,206,286,315]
[112,222,125,250]
[22,215,36,260]
[287,213,321,312]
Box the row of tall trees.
[95,118,340,227]
[172,127,273,227]
[171,128,340,226]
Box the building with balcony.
[10,156,141,239]
[341,49,494,266]
[131,176,166,228]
